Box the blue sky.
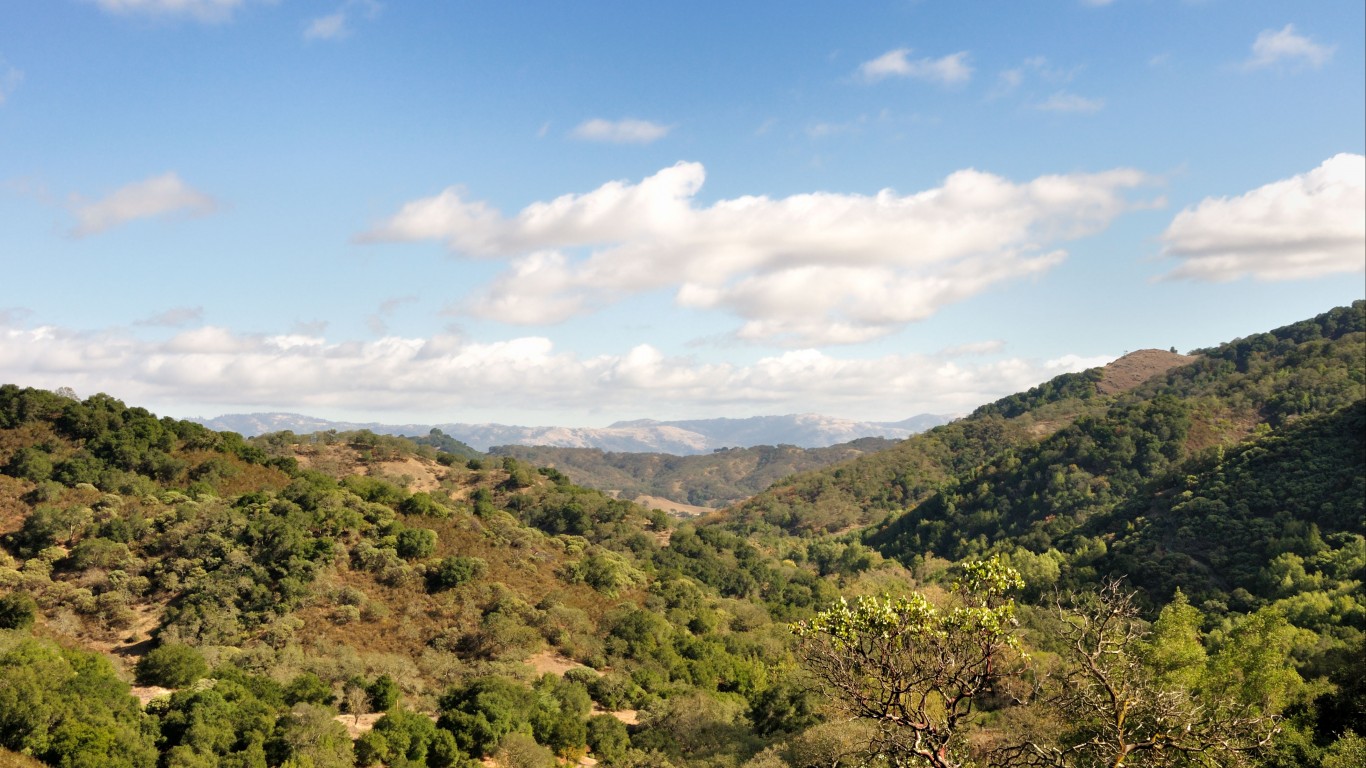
[0,0,1362,426]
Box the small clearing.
[591,705,639,725]
[1098,349,1197,395]
[525,649,597,677]
[131,686,173,707]
[292,445,445,492]
[368,457,444,492]
[334,713,385,739]
[633,494,713,518]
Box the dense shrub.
[134,643,208,688]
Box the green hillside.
[489,437,897,509]
[0,302,1361,768]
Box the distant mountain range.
[191,412,952,454]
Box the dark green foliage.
[868,394,1194,562]
[367,674,401,712]
[4,447,53,482]
[357,708,466,768]
[396,527,438,559]
[67,536,132,570]
[437,676,536,757]
[515,484,636,540]
[343,475,408,506]
[426,555,486,592]
[134,642,209,688]
[284,672,335,706]
[149,673,276,768]
[747,673,821,736]
[1097,400,1366,617]
[0,636,157,768]
[0,592,37,630]
[585,715,629,763]
[0,387,271,495]
[528,674,590,757]
[399,492,447,518]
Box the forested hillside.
[0,302,1361,768]
[490,438,898,510]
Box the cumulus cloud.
[570,118,672,144]
[1035,91,1104,113]
[0,322,1115,420]
[1159,153,1365,282]
[69,172,218,237]
[89,0,251,22]
[136,306,204,328]
[1245,25,1335,70]
[859,48,972,85]
[363,162,1151,345]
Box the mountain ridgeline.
[0,301,1360,768]
[194,412,951,454]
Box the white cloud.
[0,322,1114,420]
[89,0,251,23]
[570,118,672,144]
[363,162,1152,346]
[69,172,218,237]
[1245,25,1335,70]
[1159,153,1365,282]
[1035,91,1105,113]
[859,48,972,85]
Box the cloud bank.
[70,172,218,237]
[0,321,1112,421]
[362,162,1152,345]
[1160,153,1365,282]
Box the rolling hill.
[0,301,1361,768]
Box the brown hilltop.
[1097,348,1197,395]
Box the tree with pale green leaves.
[794,557,1026,768]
